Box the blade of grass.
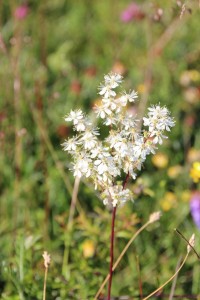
[143,253,189,300]
[62,176,80,278]
[169,256,182,300]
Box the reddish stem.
[107,206,117,300]
[107,172,130,299]
[123,172,130,189]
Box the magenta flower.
[14,5,29,20]
[120,2,145,23]
[190,191,200,230]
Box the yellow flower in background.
[152,152,169,169]
[160,192,177,211]
[187,148,200,163]
[82,240,95,258]
[180,70,200,86]
[189,70,200,81]
[190,162,200,183]
[137,83,147,94]
[181,190,191,202]
[167,165,182,179]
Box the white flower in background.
[63,72,175,207]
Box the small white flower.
[123,159,137,179]
[62,137,80,152]
[94,103,112,119]
[120,90,138,105]
[114,140,128,157]
[90,146,109,159]
[156,116,175,131]
[65,110,84,125]
[72,157,91,178]
[94,158,108,175]
[133,137,148,160]
[99,85,116,98]
[81,131,97,150]
[102,97,118,111]
[104,72,123,88]
[121,113,138,131]
[100,185,132,207]
[75,121,86,132]
[148,105,168,118]
[103,115,116,126]
[150,131,167,145]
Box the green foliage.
[0,0,200,299]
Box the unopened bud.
[187,234,195,254]
[42,251,51,268]
[149,211,162,224]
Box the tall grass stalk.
[144,232,195,299]
[143,252,189,300]
[43,266,48,300]
[62,176,80,278]
[42,251,51,300]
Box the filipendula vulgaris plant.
[62,73,175,299]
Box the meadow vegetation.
[0,1,200,299]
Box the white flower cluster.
[62,73,175,208]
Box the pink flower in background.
[14,5,29,20]
[190,191,200,230]
[120,2,145,23]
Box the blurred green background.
[0,1,200,299]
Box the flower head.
[63,72,175,208]
[190,191,200,230]
[190,162,200,183]
[14,5,29,20]
[42,251,51,269]
[120,2,145,23]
